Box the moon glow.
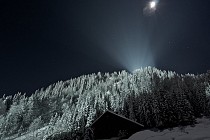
[143,0,158,16]
[150,1,156,9]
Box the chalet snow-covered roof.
[91,110,144,139]
[91,110,144,128]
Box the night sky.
[0,0,210,96]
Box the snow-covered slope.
[0,67,210,140]
[3,126,51,140]
[129,117,210,140]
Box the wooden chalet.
[90,110,144,139]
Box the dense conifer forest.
[0,67,210,139]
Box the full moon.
[143,0,158,16]
[150,1,156,9]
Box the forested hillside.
[0,67,210,139]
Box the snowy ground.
[5,117,210,140]
[129,117,210,140]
